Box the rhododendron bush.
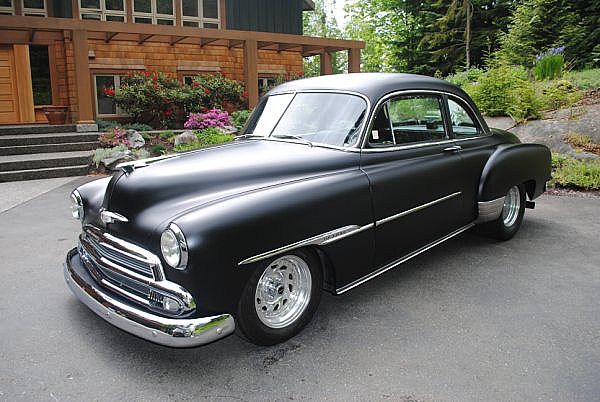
[184,109,232,130]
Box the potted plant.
[43,105,69,125]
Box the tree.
[303,0,346,76]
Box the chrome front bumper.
[64,248,235,348]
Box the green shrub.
[537,80,582,110]
[231,109,252,131]
[150,144,167,155]
[121,122,153,132]
[467,65,541,121]
[550,153,600,190]
[181,73,245,114]
[172,128,234,153]
[159,130,177,141]
[445,68,485,88]
[563,69,600,90]
[96,119,120,131]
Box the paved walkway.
[0,176,83,213]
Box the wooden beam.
[244,39,258,109]
[278,43,302,52]
[28,29,35,42]
[219,0,226,29]
[72,30,94,124]
[125,0,133,23]
[200,38,220,47]
[138,34,154,44]
[228,39,243,49]
[13,44,35,123]
[71,0,79,19]
[105,32,118,43]
[258,41,276,49]
[320,52,332,75]
[170,35,187,45]
[174,0,182,27]
[348,48,361,73]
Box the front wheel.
[484,184,526,241]
[236,248,322,346]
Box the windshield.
[244,92,367,147]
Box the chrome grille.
[86,235,154,278]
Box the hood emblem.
[100,209,129,224]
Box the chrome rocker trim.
[64,249,235,348]
[335,222,475,294]
[476,197,505,223]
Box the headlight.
[160,223,188,269]
[70,190,84,220]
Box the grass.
[564,132,600,156]
[550,153,600,190]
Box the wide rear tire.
[483,184,526,241]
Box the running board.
[335,222,476,295]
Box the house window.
[94,75,128,117]
[182,0,220,28]
[258,77,277,96]
[22,0,47,16]
[0,0,14,15]
[80,0,127,22]
[133,0,175,25]
[29,45,52,105]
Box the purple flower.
[184,109,231,130]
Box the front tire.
[485,184,526,241]
[237,248,322,346]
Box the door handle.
[443,145,462,153]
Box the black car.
[65,73,551,347]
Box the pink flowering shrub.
[99,127,130,147]
[184,109,231,130]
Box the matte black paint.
[73,73,552,320]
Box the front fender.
[478,143,551,202]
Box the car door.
[360,92,467,269]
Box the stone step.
[0,141,98,156]
[0,165,89,182]
[0,123,98,136]
[0,132,100,147]
[0,151,93,172]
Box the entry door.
[0,46,19,124]
[361,93,466,269]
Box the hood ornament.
[116,154,179,175]
[100,209,129,224]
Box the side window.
[448,98,481,138]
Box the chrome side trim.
[376,192,462,227]
[238,223,374,266]
[64,249,234,348]
[335,222,476,294]
[476,196,505,223]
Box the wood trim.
[0,15,365,50]
[46,0,53,18]
[71,0,79,19]
[243,39,258,108]
[174,0,181,26]
[219,0,226,29]
[13,44,35,122]
[72,29,94,123]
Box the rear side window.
[368,94,448,147]
[448,98,481,138]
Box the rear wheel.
[237,249,322,345]
[484,184,526,240]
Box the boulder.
[126,129,145,148]
[174,130,198,146]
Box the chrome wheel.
[254,255,312,329]
[502,186,521,227]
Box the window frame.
[181,0,221,28]
[0,0,15,15]
[445,94,484,139]
[366,92,449,149]
[93,74,128,118]
[79,0,127,22]
[21,0,47,17]
[133,0,175,25]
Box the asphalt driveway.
[0,177,598,401]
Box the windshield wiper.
[271,134,313,147]
[234,134,265,141]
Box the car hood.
[100,139,360,241]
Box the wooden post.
[348,48,361,73]
[244,39,258,108]
[174,0,182,26]
[72,29,95,124]
[126,0,133,23]
[220,0,227,29]
[320,52,332,75]
[13,45,35,123]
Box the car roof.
[268,72,469,103]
